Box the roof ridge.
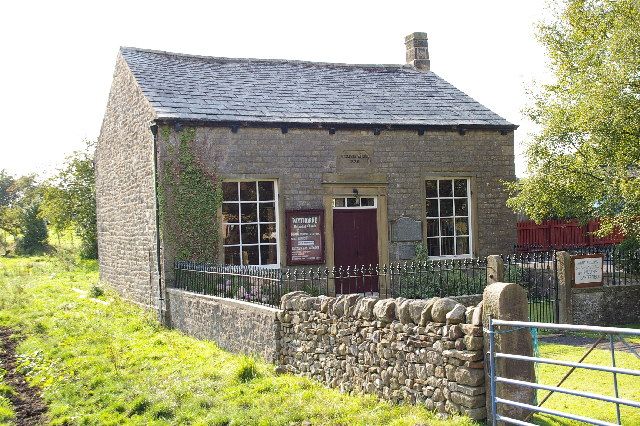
[119,46,419,72]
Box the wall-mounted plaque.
[286,210,325,265]
[573,254,604,288]
[337,149,372,172]
[392,217,423,242]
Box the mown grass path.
[0,257,475,426]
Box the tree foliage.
[0,171,47,254]
[16,202,48,255]
[40,141,98,258]
[507,0,640,238]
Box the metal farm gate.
[488,319,640,425]
[503,251,559,323]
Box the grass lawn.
[0,371,14,424]
[532,337,640,425]
[0,256,475,426]
[528,301,557,323]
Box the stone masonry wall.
[277,292,487,420]
[571,284,640,326]
[159,126,516,267]
[95,53,159,308]
[167,288,281,362]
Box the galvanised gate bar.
[488,319,640,426]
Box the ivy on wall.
[158,126,223,262]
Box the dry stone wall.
[277,292,487,420]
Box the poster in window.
[286,210,325,265]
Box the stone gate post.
[556,251,573,324]
[482,282,535,423]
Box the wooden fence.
[517,219,623,251]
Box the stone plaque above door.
[337,148,373,173]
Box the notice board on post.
[286,209,325,265]
[572,254,604,288]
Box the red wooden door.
[333,209,379,293]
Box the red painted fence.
[517,219,623,250]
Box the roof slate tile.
[120,47,515,128]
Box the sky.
[0,0,550,178]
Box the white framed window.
[222,180,279,266]
[425,178,472,257]
[332,197,377,209]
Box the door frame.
[322,173,389,295]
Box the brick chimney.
[405,32,430,71]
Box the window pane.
[260,245,278,265]
[455,198,468,216]
[241,203,257,222]
[240,181,257,201]
[242,245,259,265]
[222,182,238,201]
[333,198,345,207]
[454,179,468,197]
[222,203,239,223]
[224,246,241,265]
[441,237,455,255]
[426,219,439,237]
[439,180,453,197]
[441,218,454,236]
[258,181,275,201]
[426,180,438,198]
[241,224,258,244]
[260,223,277,243]
[456,236,470,255]
[440,199,453,217]
[223,224,240,245]
[455,218,469,236]
[426,199,438,217]
[346,197,359,207]
[427,238,440,256]
[259,203,276,222]
[360,197,375,207]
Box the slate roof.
[120,47,515,129]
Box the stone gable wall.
[277,292,486,420]
[95,54,159,307]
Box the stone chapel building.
[96,32,516,307]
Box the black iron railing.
[503,251,559,323]
[173,258,488,308]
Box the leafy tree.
[507,0,640,238]
[0,171,47,254]
[41,141,97,258]
[16,202,48,255]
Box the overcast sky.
[0,0,550,178]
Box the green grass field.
[532,341,640,425]
[0,370,14,425]
[0,255,638,425]
[0,256,475,426]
